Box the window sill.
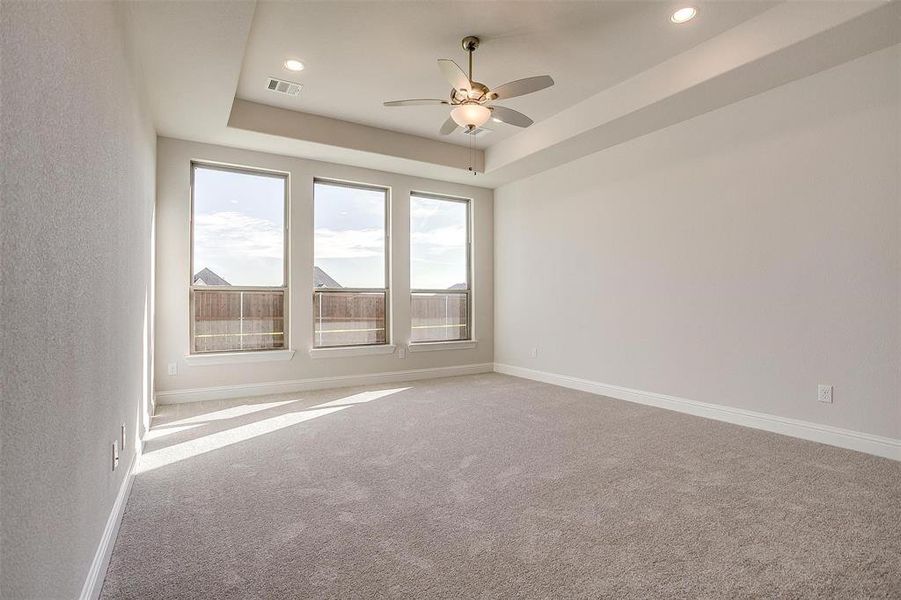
[184,349,295,366]
[408,340,478,353]
[309,344,396,359]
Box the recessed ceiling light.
[671,7,697,23]
[284,58,305,72]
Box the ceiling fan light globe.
[451,104,491,128]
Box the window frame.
[189,161,290,355]
[312,177,391,349]
[409,191,473,344]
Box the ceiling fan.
[383,36,554,135]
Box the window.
[190,164,287,353]
[410,192,471,342]
[313,180,389,348]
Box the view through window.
[190,164,287,353]
[313,180,388,347]
[410,193,470,342]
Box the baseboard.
[493,363,900,461]
[79,450,137,600]
[155,362,495,405]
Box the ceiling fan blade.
[439,116,459,135]
[489,75,554,100]
[489,105,534,128]
[438,59,470,92]
[383,99,449,107]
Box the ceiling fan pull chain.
[469,125,477,175]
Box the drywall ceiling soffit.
[222,1,898,187]
[227,99,484,172]
[123,0,257,141]
[122,0,485,184]
[234,1,777,148]
[126,1,898,188]
[483,1,901,185]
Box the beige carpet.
[101,373,901,599]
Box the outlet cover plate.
[818,384,833,404]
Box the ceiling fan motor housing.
[452,81,489,103]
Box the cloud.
[411,202,439,219]
[411,226,466,255]
[195,212,283,259]
[315,228,384,259]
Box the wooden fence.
[410,293,468,342]
[192,289,285,353]
[191,289,469,352]
[313,292,386,347]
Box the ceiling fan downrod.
[462,35,479,83]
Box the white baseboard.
[493,363,900,461]
[155,362,495,405]
[79,450,138,600]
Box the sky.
[192,169,468,290]
[409,195,467,290]
[313,182,386,288]
[193,167,285,286]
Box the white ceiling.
[236,1,777,148]
[125,0,898,187]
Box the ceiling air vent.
[266,77,302,97]
[463,126,492,137]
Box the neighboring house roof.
[193,267,230,286]
[447,282,467,290]
[314,266,341,288]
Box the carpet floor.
[101,373,901,599]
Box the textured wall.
[0,2,156,598]
[154,138,493,395]
[495,46,900,439]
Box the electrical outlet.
[120,424,126,452]
[112,441,119,471]
[818,384,833,404]
[168,362,177,376]
[397,346,406,359]
[529,347,538,358]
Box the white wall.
[495,46,900,440]
[155,138,493,398]
[0,2,156,598]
